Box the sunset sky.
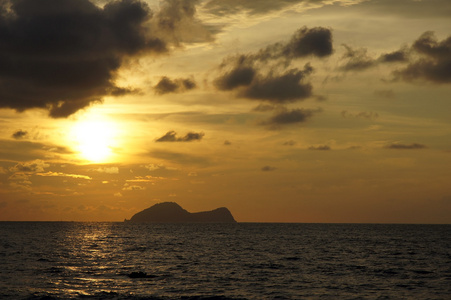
[0,0,450,223]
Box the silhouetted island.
[125,202,237,223]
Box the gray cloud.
[252,104,277,112]
[214,65,256,91]
[262,165,277,172]
[385,143,426,150]
[0,0,168,118]
[282,26,333,58]
[215,62,314,103]
[379,49,409,63]
[283,140,296,146]
[241,67,313,103]
[214,26,333,105]
[394,31,451,84]
[156,130,204,142]
[308,145,331,151]
[374,89,395,98]
[260,108,318,128]
[340,45,409,72]
[12,130,28,139]
[341,110,379,120]
[154,76,197,94]
[339,44,376,71]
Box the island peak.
[125,202,237,223]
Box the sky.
[0,0,450,223]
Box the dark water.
[0,222,450,299]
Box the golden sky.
[0,0,450,223]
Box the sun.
[70,117,118,163]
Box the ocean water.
[0,223,450,299]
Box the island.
[125,202,237,223]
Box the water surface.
[1,222,450,299]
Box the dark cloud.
[154,76,197,94]
[241,67,313,103]
[214,65,256,91]
[282,26,333,58]
[224,140,231,145]
[308,145,331,151]
[394,32,451,83]
[379,49,409,63]
[156,130,204,142]
[385,143,426,150]
[12,130,28,139]
[0,0,168,118]
[214,26,332,105]
[215,62,314,103]
[340,45,409,72]
[261,165,277,172]
[253,26,333,62]
[260,108,318,128]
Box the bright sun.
[71,117,118,163]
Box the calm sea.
[0,222,450,299]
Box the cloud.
[202,0,360,17]
[262,165,277,172]
[154,76,197,94]
[122,183,146,191]
[149,150,210,166]
[214,65,256,91]
[394,31,451,83]
[385,143,427,150]
[260,108,319,127]
[283,140,296,146]
[143,163,164,171]
[378,49,409,63]
[339,44,376,71]
[10,159,49,173]
[340,45,408,72]
[308,145,331,151]
[281,26,333,58]
[156,130,204,142]
[374,89,395,98]
[35,172,92,180]
[152,0,219,45]
[213,26,333,107]
[0,0,169,118]
[216,63,314,103]
[241,67,314,103]
[224,140,231,145]
[12,130,28,139]
[253,104,277,112]
[341,110,379,120]
[92,167,119,174]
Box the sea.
[0,222,450,300]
